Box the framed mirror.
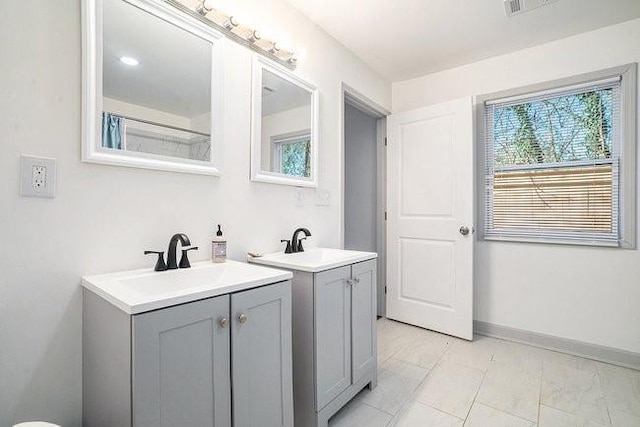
[82,0,223,175]
[251,57,319,187]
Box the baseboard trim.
[474,320,640,371]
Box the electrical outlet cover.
[21,155,56,198]
[32,165,47,188]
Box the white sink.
[248,247,377,273]
[82,260,292,314]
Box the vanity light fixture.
[222,15,238,30]
[119,56,139,66]
[247,30,261,43]
[269,42,280,54]
[195,0,214,15]
[165,0,298,70]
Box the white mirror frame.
[250,56,319,187]
[81,0,224,175]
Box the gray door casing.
[344,103,387,318]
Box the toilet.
[14,423,61,427]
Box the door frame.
[340,83,390,317]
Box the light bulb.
[222,16,238,30]
[269,42,280,54]
[196,0,214,15]
[247,30,261,43]
[119,56,139,66]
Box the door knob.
[219,317,228,328]
[459,226,470,236]
[238,314,248,323]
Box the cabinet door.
[351,260,377,384]
[231,281,293,427]
[132,296,231,427]
[315,266,352,411]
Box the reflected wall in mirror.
[102,0,211,161]
[251,57,318,187]
[261,70,311,177]
[82,0,223,175]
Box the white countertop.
[82,260,293,314]
[248,247,377,273]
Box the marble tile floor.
[328,318,640,427]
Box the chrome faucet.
[291,228,311,253]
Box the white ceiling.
[262,69,311,116]
[103,0,310,120]
[103,0,212,118]
[285,0,640,81]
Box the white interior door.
[386,97,474,340]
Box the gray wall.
[344,104,378,252]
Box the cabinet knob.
[346,279,354,286]
[238,314,248,324]
[219,317,228,328]
[353,277,360,284]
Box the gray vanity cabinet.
[83,281,293,427]
[350,260,376,385]
[315,266,352,409]
[231,282,294,427]
[291,259,377,427]
[133,296,231,427]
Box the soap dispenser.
[212,224,227,263]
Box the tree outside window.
[272,133,311,178]
[485,80,622,243]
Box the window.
[271,132,311,178]
[481,65,636,247]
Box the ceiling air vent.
[504,0,559,17]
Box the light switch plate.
[315,189,331,206]
[294,187,306,207]
[21,155,56,198]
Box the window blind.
[484,78,621,246]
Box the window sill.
[482,234,623,248]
